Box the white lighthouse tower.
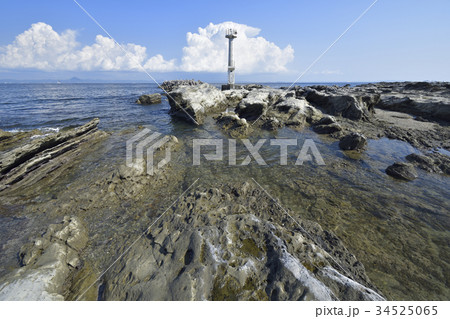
[225,28,237,89]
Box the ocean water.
[0,82,449,300]
[0,82,361,133]
[0,83,172,133]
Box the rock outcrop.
[386,162,418,181]
[235,89,285,121]
[373,82,450,122]
[136,93,162,105]
[0,217,88,301]
[266,97,323,127]
[0,118,107,193]
[101,183,384,301]
[168,83,228,124]
[160,80,204,92]
[304,88,378,121]
[232,89,323,131]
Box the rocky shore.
[0,80,448,300]
[164,80,450,177]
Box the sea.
[0,82,362,133]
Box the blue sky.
[0,0,449,82]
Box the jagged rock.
[339,133,367,151]
[305,88,378,121]
[160,79,203,92]
[405,152,450,175]
[260,97,322,130]
[216,112,249,137]
[235,89,285,121]
[168,83,228,124]
[376,95,450,122]
[272,97,323,124]
[101,184,384,301]
[386,162,418,181]
[136,93,162,105]
[0,119,106,193]
[223,89,249,108]
[0,217,88,301]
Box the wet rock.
[216,112,249,137]
[339,133,367,151]
[136,93,162,105]
[385,162,418,181]
[405,152,450,175]
[168,83,228,124]
[262,117,283,130]
[0,119,107,193]
[0,130,12,142]
[101,183,384,301]
[108,134,181,199]
[0,217,88,301]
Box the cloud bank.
[181,22,294,73]
[0,22,294,73]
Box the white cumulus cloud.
[0,21,294,74]
[181,22,294,73]
[0,22,175,72]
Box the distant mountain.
[65,77,84,83]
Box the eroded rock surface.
[304,87,378,121]
[0,118,107,193]
[168,83,228,124]
[0,217,88,301]
[102,183,384,301]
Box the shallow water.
[0,83,448,300]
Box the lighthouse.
[224,28,237,90]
